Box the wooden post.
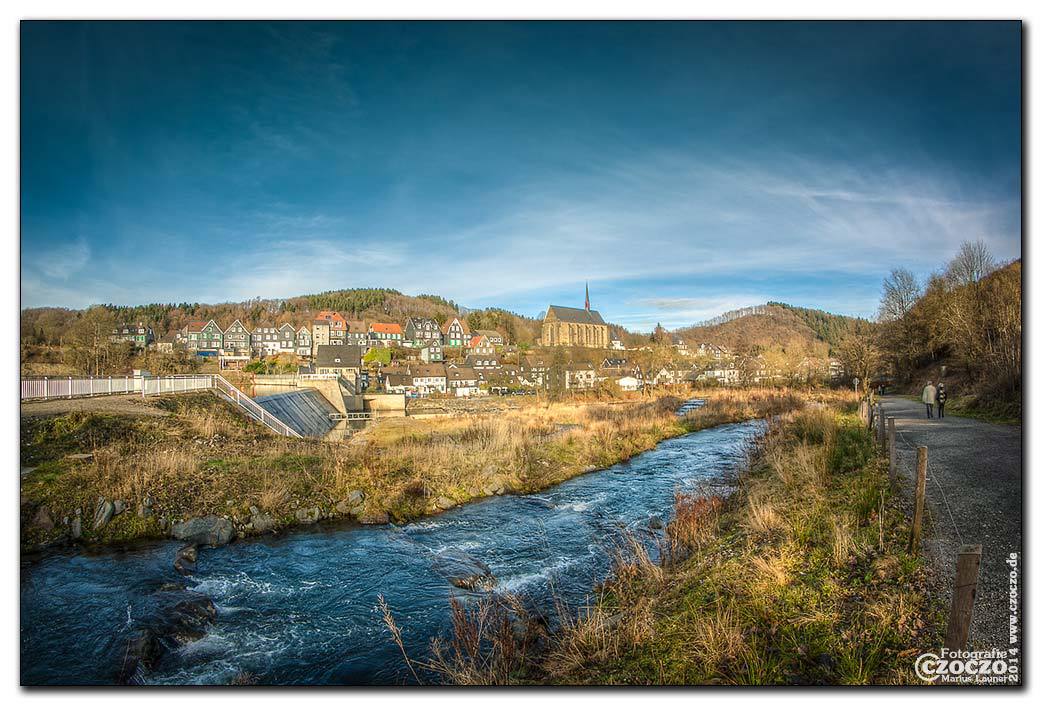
[887,418,897,484]
[944,544,982,650]
[909,446,928,551]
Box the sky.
[21,21,1021,331]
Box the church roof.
[545,305,606,326]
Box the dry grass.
[21,387,807,547]
[422,402,941,686]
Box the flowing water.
[21,408,763,685]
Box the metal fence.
[20,375,213,401]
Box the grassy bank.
[411,403,941,685]
[20,388,823,550]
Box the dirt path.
[881,395,1021,658]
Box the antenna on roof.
[585,281,590,312]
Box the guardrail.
[21,375,212,400]
[21,374,302,438]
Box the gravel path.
[881,396,1021,659]
[19,395,171,418]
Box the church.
[541,284,610,348]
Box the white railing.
[20,375,212,401]
[21,374,302,439]
[212,375,302,438]
[252,374,301,385]
[299,373,340,380]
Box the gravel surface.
[881,396,1022,661]
[19,395,171,418]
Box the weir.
[253,389,341,438]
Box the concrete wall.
[363,393,407,418]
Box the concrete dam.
[254,389,341,438]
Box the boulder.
[119,586,216,684]
[171,516,236,547]
[434,496,457,511]
[70,510,82,540]
[294,507,321,524]
[347,490,366,506]
[32,506,54,532]
[113,500,126,516]
[93,499,114,530]
[647,514,665,530]
[482,479,506,496]
[432,549,497,591]
[173,544,197,575]
[249,507,276,534]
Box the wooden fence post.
[887,418,896,484]
[944,545,982,650]
[909,446,928,551]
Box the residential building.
[609,329,625,351]
[671,334,690,356]
[464,354,500,370]
[181,320,223,354]
[222,319,252,356]
[369,322,403,346]
[565,363,597,390]
[617,375,643,392]
[467,334,495,356]
[447,366,481,396]
[404,317,442,346]
[384,371,416,395]
[345,320,369,346]
[314,345,364,386]
[296,326,312,357]
[156,331,177,353]
[410,364,448,395]
[419,340,444,363]
[541,284,609,348]
[476,329,506,346]
[111,322,154,349]
[278,323,297,353]
[251,326,283,357]
[441,317,470,347]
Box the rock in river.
[171,516,236,547]
[118,584,217,684]
[93,499,114,530]
[431,549,497,591]
[173,544,198,575]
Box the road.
[881,396,1022,657]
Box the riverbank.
[20,388,836,552]
[418,403,942,685]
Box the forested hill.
[20,288,544,347]
[676,303,872,355]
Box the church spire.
[585,281,590,311]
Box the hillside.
[676,303,871,356]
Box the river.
[20,410,763,685]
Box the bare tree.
[946,240,996,287]
[877,268,921,322]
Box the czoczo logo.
[914,650,1013,683]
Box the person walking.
[936,382,947,419]
[922,380,937,419]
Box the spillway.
[253,389,339,438]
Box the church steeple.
[585,281,590,311]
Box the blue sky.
[21,21,1021,330]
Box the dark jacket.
[936,386,948,404]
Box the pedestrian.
[922,380,937,419]
[936,382,947,419]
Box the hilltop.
[676,303,872,356]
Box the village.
[104,288,847,400]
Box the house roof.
[545,305,606,326]
[476,329,503,339]
[441,317,471,335]
[467,334,488,348]
[385,372,414,387]
[345,320,367,333]
[447,367,479,381]
[370,322,403,335]
[464,354,499,367]
[314,345,363,368]
[184,321,208,333]
[411,364,447,378]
